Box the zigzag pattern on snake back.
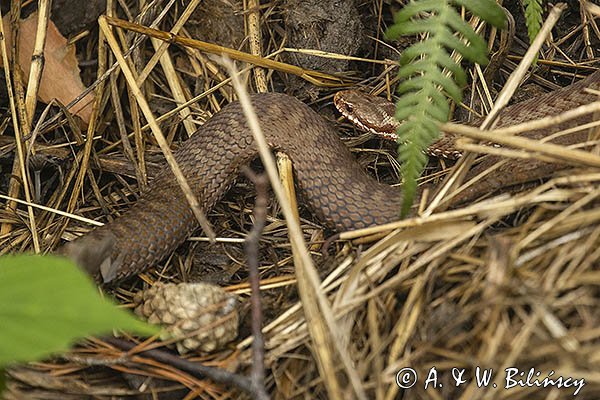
[62,70,600,283]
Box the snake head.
[333,90,400,141]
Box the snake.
[62,70,600,283]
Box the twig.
[242,166,270,400]
[0,194,103,227]
[102,337,259,397]
[136,0,198,86]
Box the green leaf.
[389,19,443,36]
[445,8,490,56]
[438,33,488,65]
[399,41,443,64]
[398,139,429,216]
[453,0,506,28]
[0,368,5,395]
[396,79,452,114]
[391,0,444,25]
[0,255,158,367]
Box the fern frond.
[385,0,505,216]
[523,0,544,43]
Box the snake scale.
[63,70,600,283]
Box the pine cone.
[133,282,239,354]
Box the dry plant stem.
[487,4,566,125]
[586,2,600,17]
[98,15,216,241]
[428,3,567,212]
[447,98,600,140]
[102,337,260,397]
[24,0,52,128]
[103,15,345,87]
[283,47,395,65]
[581,6,594,59]
[443,117,600,167]
[241,166,269,400]
[337,177,592,241]
[136,0,201,86]
[0,10,40,251]
[223,60,368,400]
[149,36,196,137]
[1,1,23,238]
[0,194,102,227]
[141,0,201,137]
[124,69,148,189]
[246,0,268,91]
[277,153,300,224]
[109,71,143,184]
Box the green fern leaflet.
[523,0,544,43]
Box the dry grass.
[2,1,600,399]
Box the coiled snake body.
[63,71,600,282]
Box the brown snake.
[63,70,600,283]
[334,90,464,159]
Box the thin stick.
[0,9,40,251]
[24,0,52,127]
[241,166,269,400]
[135,0,182,86]
[443,121,600,167]
[149,36,197,137]
[246,0,268,91]
[0,194,103,227]
[102,337,261,397]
